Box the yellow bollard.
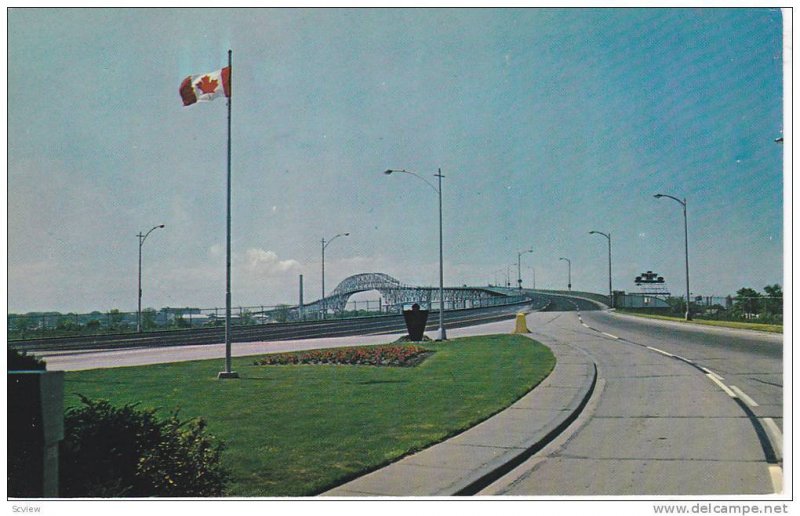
[512,312,530,334]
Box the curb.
[452,345,596,495]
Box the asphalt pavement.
[478,309,783,496]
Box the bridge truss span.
[299,272,523,317]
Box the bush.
[60,396,229,497]
[8,348,47,370]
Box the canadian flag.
[179,66,231,106]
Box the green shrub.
[7,348,47,370]
[60,396,229,497]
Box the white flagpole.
[219,49,239,379]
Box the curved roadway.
[480,307,784,495]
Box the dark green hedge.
[60,396,229,497]
[7,348,47,371]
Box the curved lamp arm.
[384,169,439,194]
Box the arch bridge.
[297,272,517,317]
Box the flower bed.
[253,344,431,367]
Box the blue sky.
[8,8,785,313]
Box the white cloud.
[243,248,301,276]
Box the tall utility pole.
[435,169,446,340]
[559,257,572,291]
[137,224,165,332]
[654,194,691,320]
[321,233,349,319]
[517,248,533,289]
[589,231,613,308]
[384,168,447,340]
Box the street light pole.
[137,224,165,332]
[589,231,613,308]
[321,233,349,319]
[654,194,691,320]
[559,257,571,291]
[517,248,533,289]
[384,168,447,340]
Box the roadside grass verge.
[63,334,554,496]
[615,310,782,334]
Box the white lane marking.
[763,417,784,457]
[700,367,725,381]
[706,374,737,397]
[729,385,759,407]
[581,323,590,328]
[769,465,783,494]
[674,355,694,364]
[601,332,619,340]
[647,346,674,357]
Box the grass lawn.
[63,334,555,497]
[616,310,782,333]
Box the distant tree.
[763,284,783,315]
[57,316,81,332]
[10,315,37,337]
[666,296,686,315]
[141,308,157,330]
[109,309,125,330]
[734,288,762,317]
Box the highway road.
[480,309,785,496]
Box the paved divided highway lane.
[480,309,783,496]
[582,311,783,431]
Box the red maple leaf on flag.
[195,75,219,94]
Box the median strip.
[706,374,737,398]
[769,464,783,494]
[700,367,725,381]
[729,386,759,407]
[762,418,783,457]
[646,346,674,357]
